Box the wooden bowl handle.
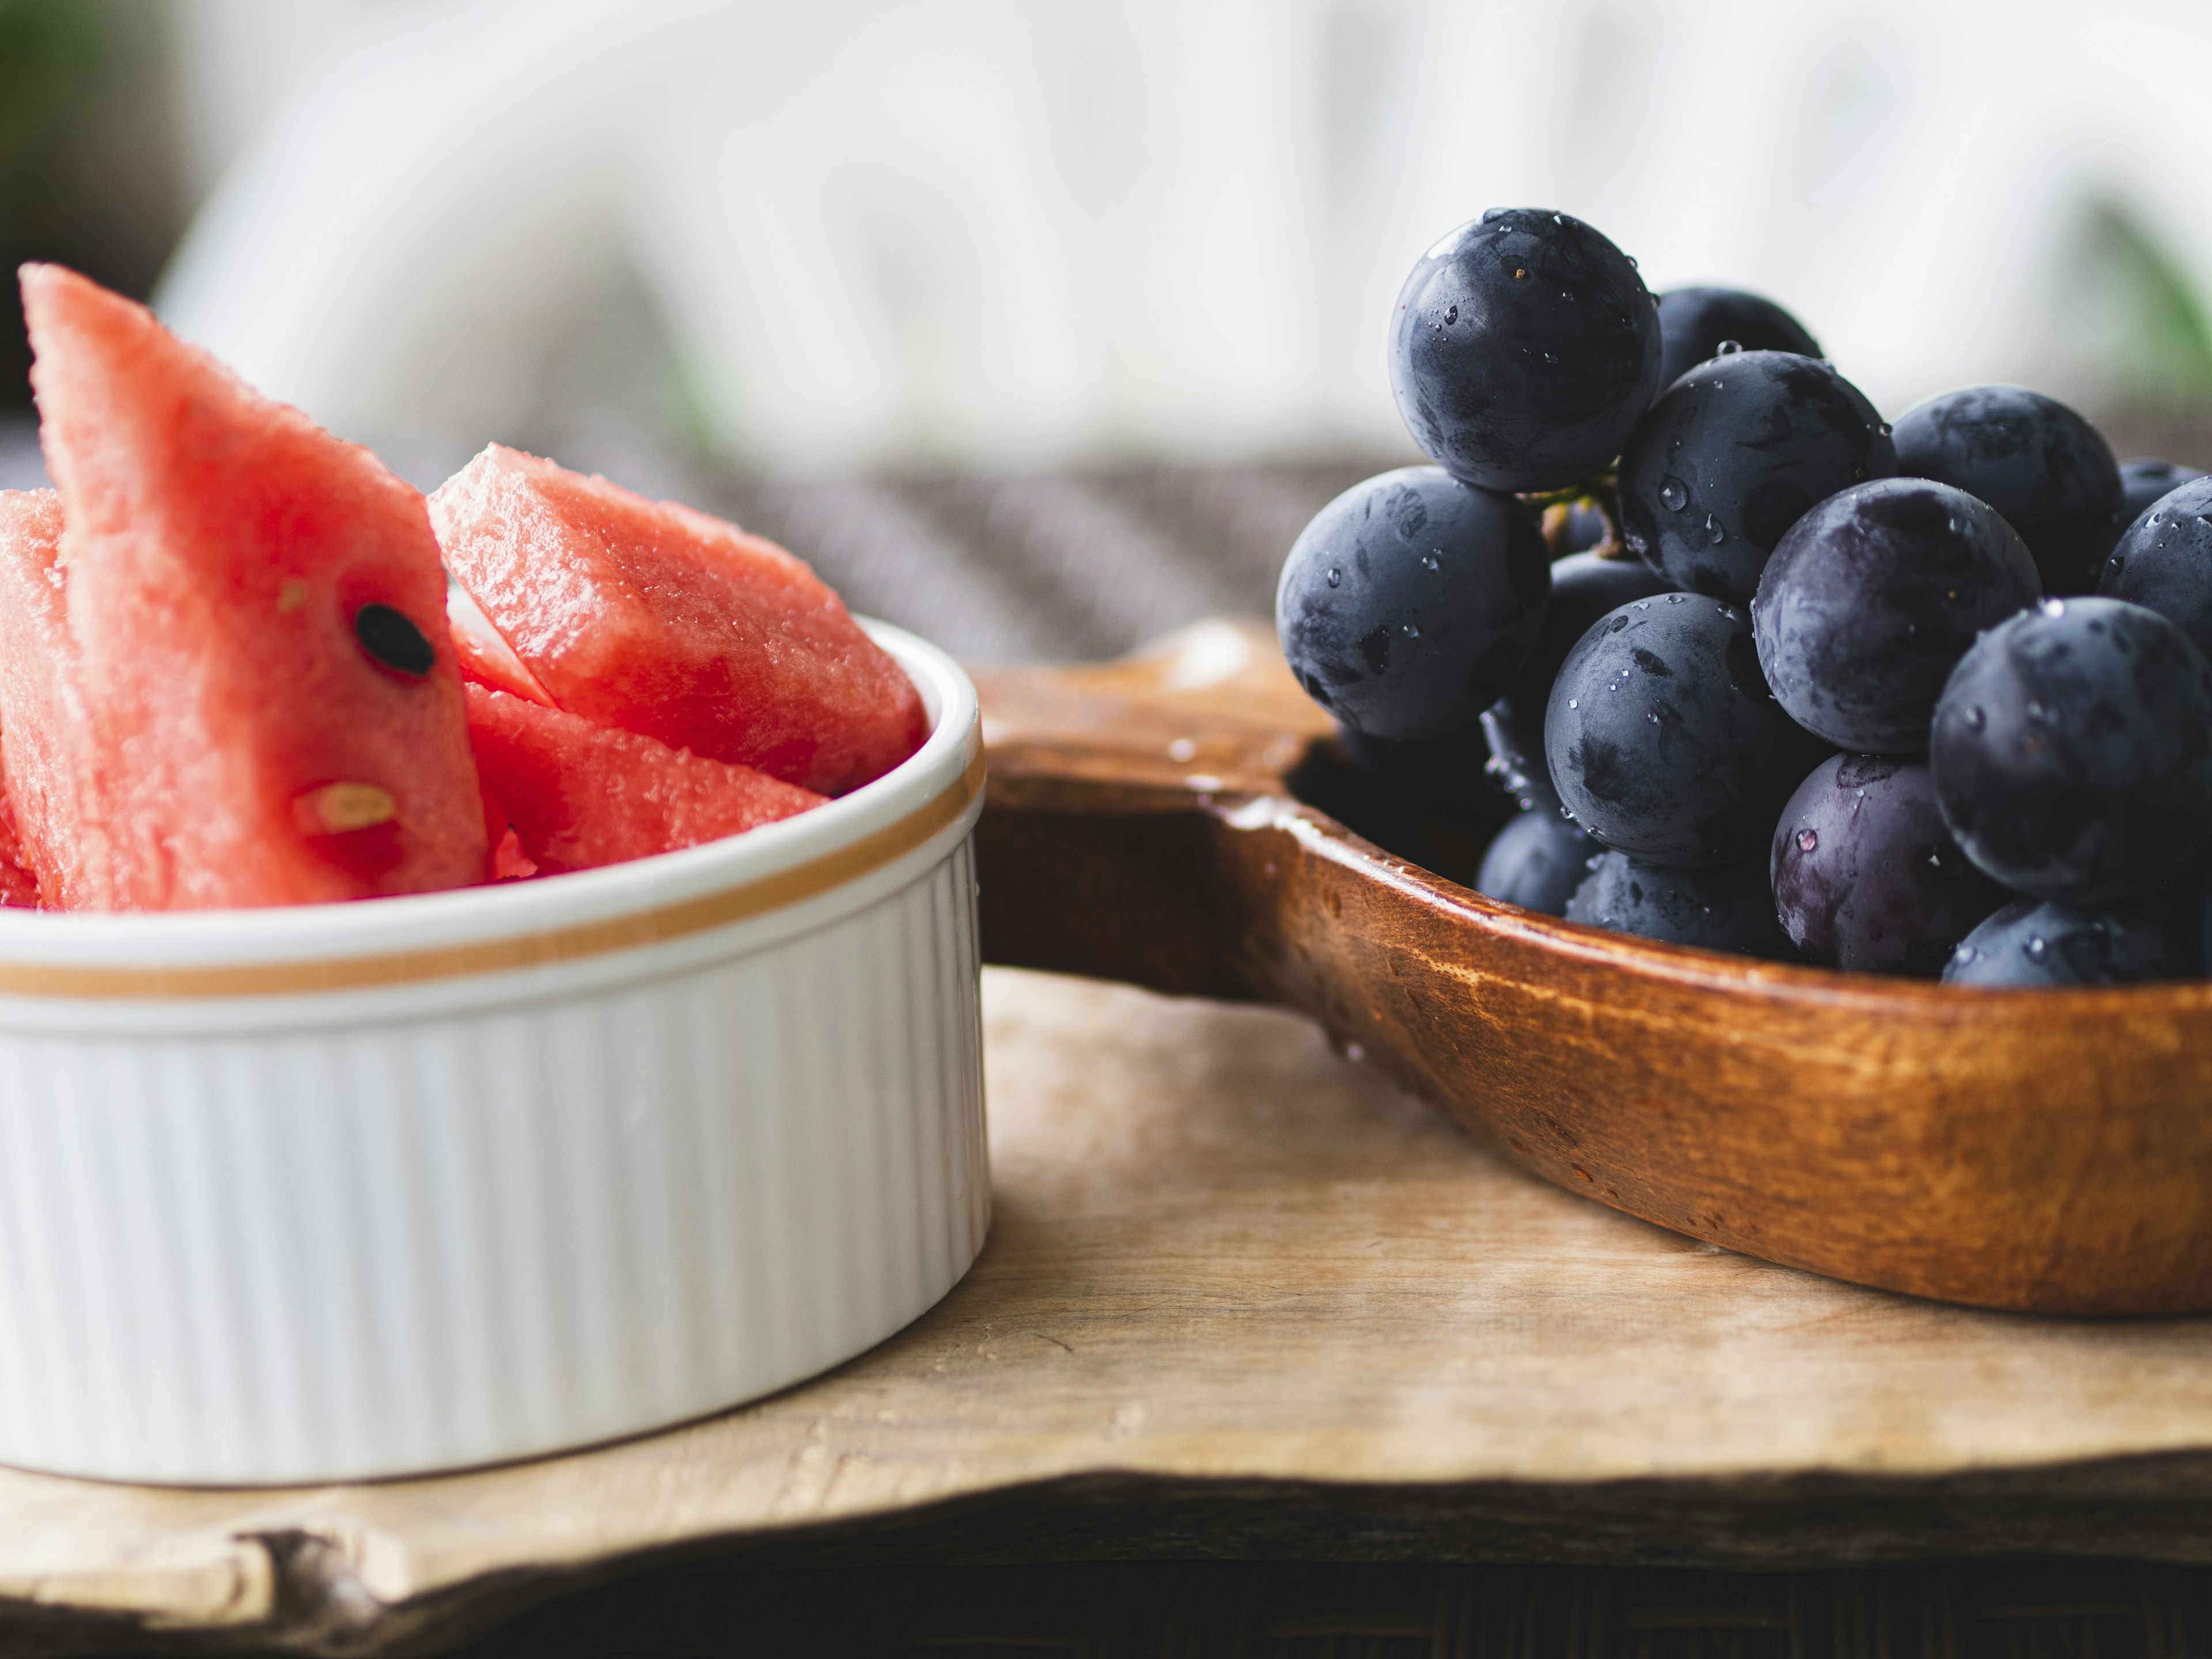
[969,619,1338,1002]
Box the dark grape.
[1752,478,2040,752]
[1278,467,1550,740]
[1770,754,2005,975]
[1943,897,2185,987]
[1476,810,1601,916]
[1930,597,2212,903]
[1654,286,1821,393]
[1620,351,1894,601]
[1891,386,2123,595]
[1544,592,1829,867]
[1565,850,1794,959]
[2096,475,2212,661]
[1480,550,1672,811]
[2118,457,2204,522]
[1555,501,1610,552]
[1389,209,1660,493]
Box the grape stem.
[1521,465,1627,561]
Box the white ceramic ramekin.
[0,622,987,1486]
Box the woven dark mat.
[695,459,1395,664]
[684,410,2212,668]
[446,1558,2211,1659]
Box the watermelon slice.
[464,684,825,874]
[431,446,926,796]
[447,578,555,706]
[0,793,41,909]
[0,487,109,908]
[20,263,488,908]
[0,493,59,911]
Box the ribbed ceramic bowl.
[0,621,988,1486]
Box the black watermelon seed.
[354,604,435,677]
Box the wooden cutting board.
[9,967,2212,1656]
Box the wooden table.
[9,968,2212,1655]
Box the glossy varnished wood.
[972,620,2212,1315]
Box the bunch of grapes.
[1277,209,2212,987]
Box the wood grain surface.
[12,968,2212,1654]
[972,621,2212,1315]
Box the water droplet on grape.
[1880,422,1893,437]
[1444,305,1457,325]
[1796,828,1818,853]
[1552,212,1563,224]
[2042,598,2066,617]
[1421,552,1441,570]
[1325,568,1341,588]
[1666,593,1685,603]
[1953,942,1976,963]
[1703,514,1726,544]
[2108,556,2126,578]
[2024,936,2047,960]
[1399,621,1419,638]
[2026,699,2051,724]
[1659,476,1688,512]
[1715,339,1744,356]
[1964,706,1987,732]
[1542,350,1558,365]
[1567,698,1579,710]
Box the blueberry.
[1278,467,1550,740]
[1476,810,1602,916]
[1771,753,2005,975]
[2118,457,2205,523]
[1620,351,1894,601]
[1566,850,1795,960]
[1930,597,2212,903]
[1942,897,2184,987]
[1480,550,1672,812]
[1654,286,1821,394]
[2096,474,2212,661]
[1753,478,2041,753]
[1389,209,1660,493]
[1545,593,1829,867]
[1891,386,2123,595]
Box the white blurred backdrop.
[151,0,2212,488]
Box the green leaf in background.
[2071,196,2212,406]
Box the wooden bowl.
[971,619,2212,1316]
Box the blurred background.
[6,0,2211,660]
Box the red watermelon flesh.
[0,489,86,907]
[464,684,825,874]
[0,792,41,909]
[22,264,488,908]
[432,446,927,797]
[447,578,555,706]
